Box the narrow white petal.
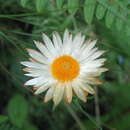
[24,68,49,77]
[73,33,81,46]
[27,49,49,64]
[72,82,86,102]
[24,77,43,86]
[81,62,104,70]
[75,35,85,49]
[82,58,106,65]
[98,68,108,73]
[24,73,38,77]
[34,41,53,58]
[76,40,91,57]
[34,83,50,95]
[53,84,64,106]
[62,34,72,55]
[84,40,97,52]
[52,32,62,55]
[35,78,50,87]
[42,34,58,57]
[80,57,106,69]
[64,83,72,103]
[21,61,47,69]
[42,33,53,47]
[80,83,95,94]
[63,29,69,44]
[79,48,98,62]
[53,32,62,47]
[44,86,55,102]
[88,51,105,60]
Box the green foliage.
[0,115,8,124]
[84,0,96,24]
[36,0,48,13]
[105,3,118,28]
[96,2,106,20]
[0,0,130,130]
[22,122,38,130]
[20,0,29,8]
[68,0,79,14]
[56,0,64,9]
[84,0,130,32]
[8,95,28,128]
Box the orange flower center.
[50,55,80,82]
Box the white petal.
[81,62,104,70]
[44,86,55,102]
[27,49,49,64]
[34,83,50,95]
[21,61,47,69]
[79,47,98,62]
[72,81,86,102]
[83,40,97,53]
[72,33,82,46]
[74,34,85,49]
[52,32,62,55]
[72,35,85,58]
[80,83,95,94]
[34,41,53,58]
[88,51,105,60]
[63,29,69,44]
[53,84,64,106]
[62,34,72,55]
[53,32,62,47]
[64,83,72,103]
[24,73,38,77]
[24,77,43,86]
[98,68,108,73]
[95,58,106,63]
[35,78,51,87]
[24,68,49,77]
[42,34,58,57]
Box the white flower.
[21,30,107,106]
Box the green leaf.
[84,0,96,24]
[105,4,118,28]
[96,3,106,20]
[116,6,126,31]
[20,0,29,8]
[126,25,130,36]
[105,10,114,28]
[0,115,8,124]
[116,18,123,31]
[68,0,79,14]
[8,94,28,128]
[56,0,64,9]
[36,0,47,13]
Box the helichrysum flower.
[21,30,107,106]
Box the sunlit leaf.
[105,4,118,28]
[56,0,64,9]
[36,0,48,13]
[84,0,96,24]
[96,3,106,20]
[116,5,126,31]
[68,0,79,14]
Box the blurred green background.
[0,0,130,130]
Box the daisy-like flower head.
[21,30,107,106]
